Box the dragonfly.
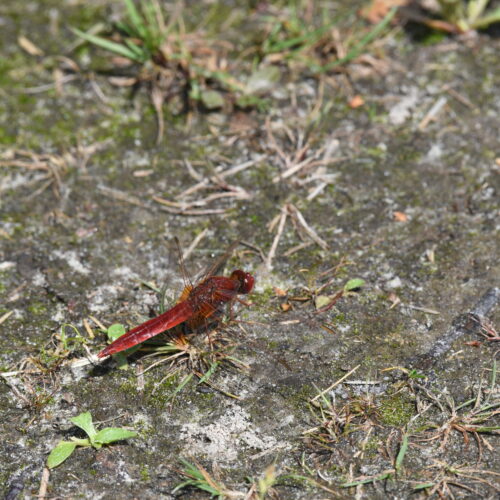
[98,241,255,358]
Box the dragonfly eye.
[230,270,255,294]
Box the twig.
[0,310,14,325]
[18,74,78,94]
[88,315,107,331]
[418,96,447,130]
[178,157,262,198]
[239,241,266,263]
[98,184,146,207]
[182,229,209,261]
[288,204,328,250]
[184,159,203,181]
[38,467,50,499]
[310,365,360,403]
[283,241,313,257]
[442,84,475,110]
[406,304,440,315]
[154,197,227,215]
[82,318,95,339]
[265,208,287,271]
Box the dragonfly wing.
[193,241,240,283]
[98,301,193,357]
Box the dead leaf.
[281,303,291,312]
[349,95,365,108]
[18,35,44,56]
[274,287,287,297]
[360,0,407,24]
[133,169,154,177]
[388,292,401,309]
[315,295,333,310]
[393,211,408,222]
[111,56,135,68]
[108,76,138,87]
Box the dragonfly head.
[230,270,255,294]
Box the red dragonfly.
[98,242,254,358]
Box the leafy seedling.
[343,278,366,293]
[410,0,500,34]
[315,277,365,312]
[173,458,240,498]
[47,411,137,468]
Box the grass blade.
[123,0,147,39]
[197,361,219,385]
[317,7,397,73]
[395,434,408,471]
[71,28,144,62]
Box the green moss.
[379,394,415,427]
[364,146,387,159]
[118,378,140,396]
[28,301,48,315]
[145,374,182,409]
[0,127,16,145]
[250,286,274,307]
[140,465,150,481]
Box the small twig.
[184,159,203,181]
[406,304,440,315]
[239,241,266,263]
[98,185,146,208]
[182,229,209,261]
[136,362,145,392]
[38,467,50,499]
[0,310,14,326]
[283,241,313,257]
[1,370,42,378]
[88,315,107,331]
[18,74,79,94]
[418,96,447,130]
[310,365,360,403]
[178,157,262,198]
[82,318,95,339]
[442,84,475,110]
[344,380,381,385]
[154,197,227,215]
[288,204,328,250]
[265,207,287,271]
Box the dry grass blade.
[182,229,209,261]
[0,149,66,197]
[287,204,328,250]
[153,157,260,215]
[153,196,227,215]
[0,311,14,326]
[310,365,360,404]
[265,207,287,271]
[178,157,262,198]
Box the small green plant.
[422,0,500,33]
[343,278,365,293]
[407,368,426,380]
[248,464,279,500]
[314,277,365,312]
[72,0,165,64]
[341,433,409,487]
[58,323,86,352]
[47,411,137,468]
[172,458,240,498]
[72,0,246,142]
[258,5,397,73]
